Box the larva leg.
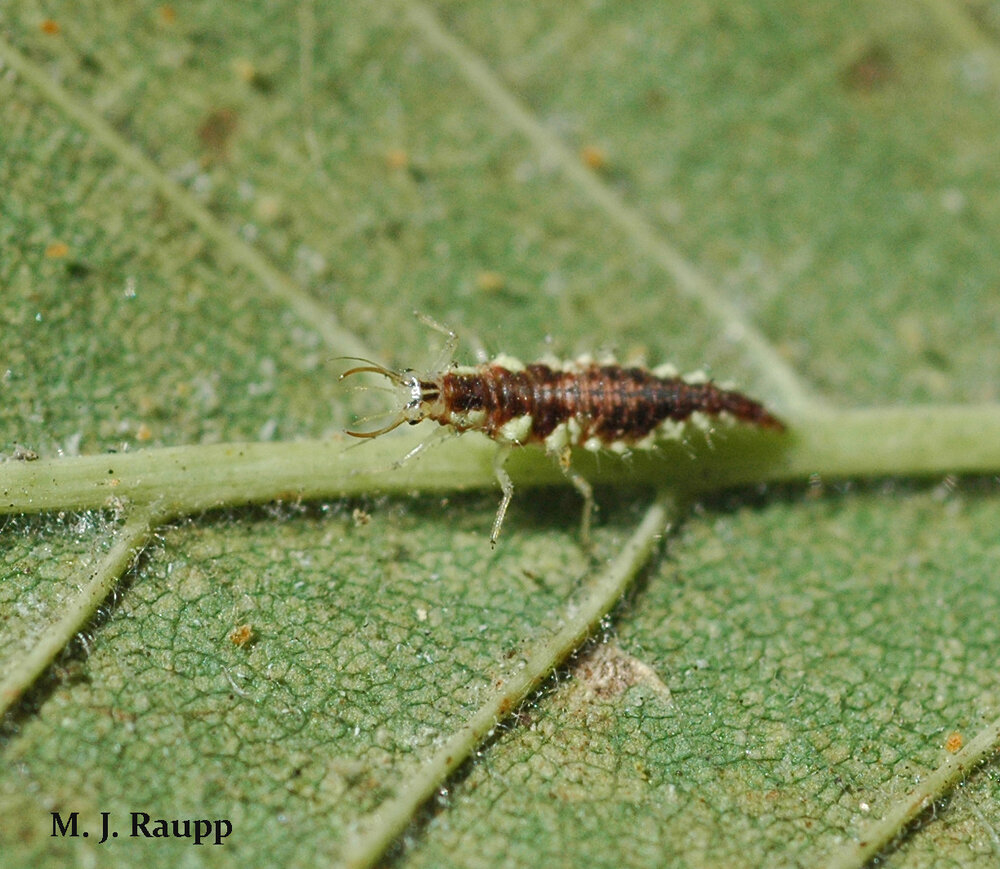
[566,467,595,546]
[556,445,595,546]
[490,445,514,548]
[415,312,459,373]
[394,425,451,468]
[470,335,489,364]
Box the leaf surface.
[3,2,1000,867]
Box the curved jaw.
[338,359,416,438]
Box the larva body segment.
[340,327,784,545]
[426,361,784,453]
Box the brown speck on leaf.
[12,445,39,461]
[254,194,283,223]
[385,148,409,170]
[198,108,239,161]
[842,43,895,92]
[111,706,137,724]
[580,144,608,171]
[475,271,506,293]
[232,59,256,83]
[136,394,159,415]
[45,241,70,259]
[644,87,667,110]
[945,731,963,753]
[352,508,371,527]
[228,58,274,92]
[230,624,254,647]
[40,19,60,34]
[159,5,176,25]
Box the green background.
[3,1,1000,866]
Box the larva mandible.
[341,320,784,545]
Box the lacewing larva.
[340,320,784,545]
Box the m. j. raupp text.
[51,811,232,845]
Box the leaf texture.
[3,1,1000,867]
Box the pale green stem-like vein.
[3,405,1000,517]
[827,715,1000,869]
[0,501,166,717]
[340,490,680,869]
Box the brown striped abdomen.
[433,364,784,445]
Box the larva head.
[339,359,434,438]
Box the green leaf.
[4,2,1000,867]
